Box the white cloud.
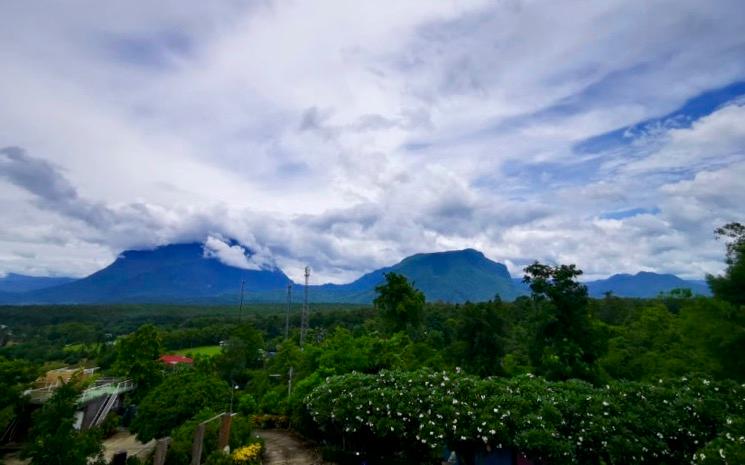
[203,235,275,271]
[0,1,744,282]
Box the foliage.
[112,324,163,397]
[204,451,233,465]
[163,409,255,465]
[213,323,264,385]
[450,300,506,377]
[707,222,745,306]
[237,393,257,416]
[131,369,230,441]
[0,356,38,431]
[524,262,602,382]
[374,272,425,334]
[22,378,105,465]
[307,369,745,465]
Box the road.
[256,429,333,465]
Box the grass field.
[172,345,222,357]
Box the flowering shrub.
[231,443,262,464]
[306,369,745,465]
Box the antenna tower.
[238,279,245,322]
[284,283,292,340]
[299,266,310,348]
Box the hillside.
[310,248,518,303]
[20,243,290,304]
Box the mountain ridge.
[0,242,711,304]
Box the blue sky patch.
[573,81,745,154]
[600,207,661,220]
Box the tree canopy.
[373,272,425,334]
[130,369,230,441]
[523,262,602,382]
[707,222,745,306]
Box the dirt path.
[256,430,333,465]
[102,430,155,462]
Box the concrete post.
[153,437,170,465]
[191,423,206,465]
[218,413,233,450]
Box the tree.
[707,222,745,306]
[112,324,163,398]
[373,273,425,334]
[451,300,506,377]
[130,369,230,441]
[213,323,264,385]
[600,304,691,381]
[0,356,38,431]
[523,262,602,382]
[22,378,104,465]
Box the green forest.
[1,224,743,465]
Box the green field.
[172,345,222,357]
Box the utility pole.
[288,366,293,400]
[299,266,310,349]
[284,283,292,340]
[238,280,245,322]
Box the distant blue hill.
[513,272,710,298]
[14,243,290,304]
[0,273,75,293]
[585,272,711,298]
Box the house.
[159,355,194,365]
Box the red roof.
[160,355,194,365]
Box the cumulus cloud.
[203,235,275,271]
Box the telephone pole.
[299,266,310,349]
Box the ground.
[102,430,155,462]
[173,345,222,357]
[257,429,333,465]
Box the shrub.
[307,369,745,465]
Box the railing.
[78,379,135,404]
[23,378,135,404]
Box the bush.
[237,394,257,416]
[307,369,745,465]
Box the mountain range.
[0,241,711,304]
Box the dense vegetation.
[0,224,742,464]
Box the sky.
[1,0,744,283]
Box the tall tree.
[112,324,163,398]
[130,369,230,441]
[214,322,264,385]
[523,262,602,382]
[373,272,425,334]
[451,300,506,377]
[707,222,745,306]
